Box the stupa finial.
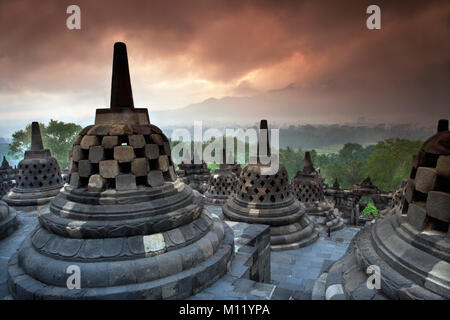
[110,42,134,109]
[437,119,448,132]
[303,151,315,174]
[30,122,44,151]
[257,119,270,163]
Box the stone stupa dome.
[223,120,319,250]
[3,122,63,208]
[320,119,450,300]
[7,42,234,300]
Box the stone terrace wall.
[227,222,271,283]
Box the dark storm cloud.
[0,0,448,124]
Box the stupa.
[3,122,63,208]
[223,120,318,250]
[332,178,340,190]
[0,200,17,240]
[291,152,344,232]
[7,42,234,299]
[353,176,379,194]
[177,150,211,194]
[321,119,450,300]
[0,156,16,197]
[204,149,238,204]
[230,162,242,178]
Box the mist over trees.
[161,123,434,149]
[4,120,423,191]
[179,138,421,192]
[279,123,431,148]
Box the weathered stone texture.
[99,160,119,179]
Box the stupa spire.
[257,119,270,163]
[30,122,44,151]
[110,42,134,109]
[303,151,315,174]
[437,119,448,132]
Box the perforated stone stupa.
[321,119,450,300]
[0,156,16,197]
[3,122,63,208]
[223,120,318,250]
[177,151,211,194]
[291,152,344,232]
[7,42,234,299]
[204,149,238,204]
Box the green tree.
[8,120,82,169]
[363,138,422,190]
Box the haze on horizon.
[0,0,449,136]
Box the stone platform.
[194,205,359,299]
[0,201,17,240]
[0,207,40,299]
[1,203,360,300]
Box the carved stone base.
[7,210,234,299]
[0,201,17,240]
[319,211,449,300]
[223,197,319,251]
[3,186,62,208]
[305,202,345,232]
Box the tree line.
[7,120,422,191]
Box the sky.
[0,0,449,136]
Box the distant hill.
[161,123,433,150]
[149,83,442,128]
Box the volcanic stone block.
[73,135,82,145]
[89,146,105,163]
[78,160,94,177]
[163,142,171,156]
[102,136,119,149]
[145,144,159,159]
[147,170,164,187]
[407,202,427,231]
[99,160,119,178]
[131,158,149,176]
[129,135,146,148]
[116,174,137,191]
[69,173,81,188]
[151,134,164,146]
[88,174,105,192]
[109,124,133,136]
[168,166,177,181]
[436,156,450,178]
[72,145,83,161]
[114,146,135,163]
[415,167,437,193]
[87,125,110,136]
[133,125,152,135]
[80,135,100,150]
[426,191,450,223]
[69,161,78,173]
[158,155,169,172]
[405,179,415,203]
